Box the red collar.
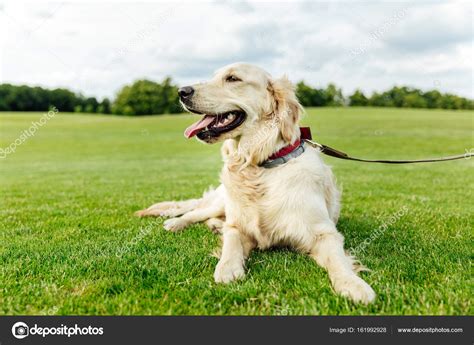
[268,127,312,160]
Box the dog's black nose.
[178,86,194,99]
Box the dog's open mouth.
[184,110,246,139]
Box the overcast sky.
[1,0,472,99]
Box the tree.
[422,90,442,109]
[325,83,345,106]
[97,98,111,114]
[296,81,314,106]
[49,88,78,112]
[439,94,463,110]
[0,84,11,111]
[8,85,36,111]
[83,97,99,113]
[402,92,427,108]
[154,77,181,114]
[349,89,368,106]
[461,98,474,110]
[386,86,407,107]
[368,92,392,107]
[296,81,329,107]
[112,78,180,115]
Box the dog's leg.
[310,227,375,304]
[163,204,224,232]
[136,185,225,219]
[163,186,226,232]
[323,169,341,224]
[205,218,224,233]
[214,226,254,283]
[135,199,200,218]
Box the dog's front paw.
[333,275,376,304]
[163,218,187,232]
[205,218,224,234]
[214,260,245,284]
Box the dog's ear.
[268,76,303,143]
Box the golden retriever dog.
[137,63,376,304]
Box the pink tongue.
[184,115,215,138]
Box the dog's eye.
[225,75,241,83]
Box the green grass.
[0,108,472,315]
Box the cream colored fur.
[137,63,375,304]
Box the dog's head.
[181,63,303,145]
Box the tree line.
[0,78,180,115]
[0,79,472,115]
[0,84,112,114]
[296,82,473,110]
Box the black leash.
[304,139,473,164]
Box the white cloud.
[0,0,472,99]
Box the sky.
[0,0,473,100]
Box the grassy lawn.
[0,108,472,315]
